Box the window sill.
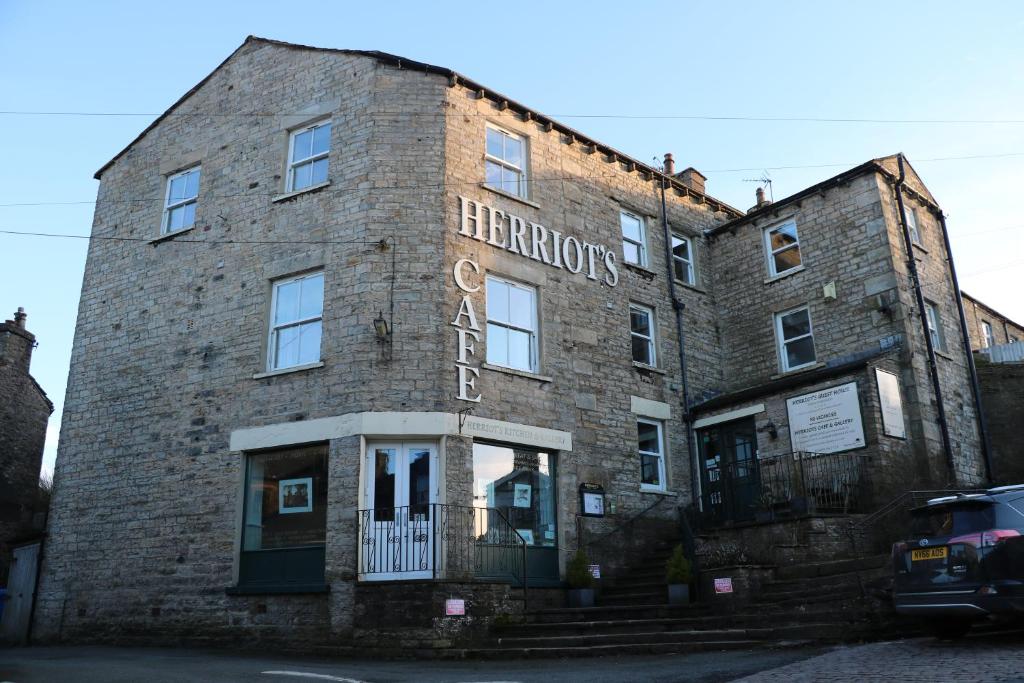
[640,486,676,496]
[912,241,928,254]
[482,363,553,383]
[764,264,805,284]
[252,361,325,379]
[226,583,330,596]
[675,280,705,294]
[150,226,195,245]
[935,349,955,361]
[271,181,331,203]
[770,361,825,380]
[624,262,658,279]
[483,184,541,209]
[633,362,666,375]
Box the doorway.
[697,418,760,523]
[360,441,438,580]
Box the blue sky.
[2,1,1023,476]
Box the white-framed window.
[924,301,946,352]
[630,304,657,366]
[982,321,994,349]
[671,233,695,285]
[764,219,802,277]
[486,275,538,373]
[637,418,666,491]
[162,166,201,234]
[267,271,324,371]
[621,210,647,267]
[775,305,816,372]
[287,120,331,192]
[905,206,921,245]
[485,124,528,198]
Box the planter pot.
[790,496,809,515]
[667,583,690,605]
[567,588,595,608]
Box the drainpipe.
[658,160,698,509]
[935,210,993,482]
[893,154,956,483]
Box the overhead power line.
[3,109,1024,125]
[2,150,1024,210]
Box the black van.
[893,485,1024,638]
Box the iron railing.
[699,450,869,525]
[846,488,986,554]
[356,504,527,587]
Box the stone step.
[762,568,886,594]
[600,579,668,593]
[597,592,666,606]
[755,587,865,607]
[775,554,889,580]
[494,623,848,649]
[443,639,777,660]
[523,602,867,628]
[528,603,707,623]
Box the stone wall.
[0,311,52,583]
[975,357,1024,485]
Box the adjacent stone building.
[962,291,1024,350]
[35,37,992,649]
[0,308,53,583]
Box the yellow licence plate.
[911,547,948,561]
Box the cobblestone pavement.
[734,632,1024,683]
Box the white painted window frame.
[775,305,816,372]
[924,301,946,352]
[629,303,657,367]
[267,271,325,371]
[982,321,994,349]
[763,219,802,277]
[484,123,528,198]
[485,274,539,373]
[905,206,921,245]
[161,165,201,235]
[671,233,695,285]
[286,119,331,192]
[637,417,666,492]
[621,210,648,267]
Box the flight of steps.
[444,549,904,659]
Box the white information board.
[786,382,865,454]
[875,368,906,439]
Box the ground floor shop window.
[473,442,560,584]
[235,444,328,592]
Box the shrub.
[566,549,594,589]
[665,545,692,584]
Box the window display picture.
[279,477,314,513]
[513,483,532,508]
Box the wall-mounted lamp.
[372,311,391,342]
[758,420,779,440]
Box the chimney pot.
[663,153,675,176]
[14,307,26,328]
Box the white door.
[1,542,40,644]
[360,442,437,580]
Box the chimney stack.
[748,187,772,213]
[663,153,675,176]
[1,307,36,374]
[677,167,706,195]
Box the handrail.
[846,488,987,553]
[581,496,668,551]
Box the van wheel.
[927,620,972,640]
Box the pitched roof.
[93,37,742,216]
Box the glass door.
[362,441,437,580]
[698,418,759,523]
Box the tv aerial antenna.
[743,171,773,202]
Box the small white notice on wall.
[786,382,865,454]
[714,578,733,594]
[445,599,465,616]
[875,368,906,439]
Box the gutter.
[893,154,957,483]
[935,210,994,482]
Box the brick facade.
[35,37,990,648]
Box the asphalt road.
[0,645,820,683]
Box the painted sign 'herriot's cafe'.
[452,196,619,402]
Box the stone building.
[0,308,53,583]
[962,291,1024,350]
[35,37,990,648]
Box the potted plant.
[566,548,596,608]
[665,544,692,605]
